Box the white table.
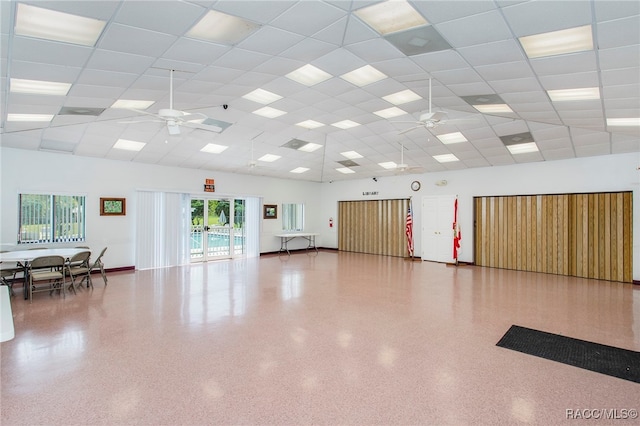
[275,233,319,255]
[0,248,88,300]
[0,286,14,342]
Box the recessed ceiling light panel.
[242,88,282,104]
[187,10,260,44]
[341,151,363,159]
[433,154,459,163]
[286,64,332,86]
[607,118,640,126]
[296,120,325,129]
[506,142,539,154]
[258,154,281,162]
[10,78,71,96]
[7,113,54,122]
[200,143,229,154]
[437,132,468,144]
[15,3,106,46]
[378,161,398,169]
[519,25,593,59]
[374,107,407,118]
[336,167,356,174]
[298,142,322,152]
[547,87,600,101]
[355,0,427,35]
[290,167,310,174]
[253,106,287,118]
[114,139,145,151]
[383,89,422,105]
[331,120,360,129]
[341,65,387,87]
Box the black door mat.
[496,325,640,383]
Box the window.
[18,194,86,244]
[282,203,304,232]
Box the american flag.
[405,204,414,256]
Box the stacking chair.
[0,252,22,297]
[89,247,108,286]
[28,255,66,303]
[67,251,92,290]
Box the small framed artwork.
[263,204,277,219]
[100,197,126,216]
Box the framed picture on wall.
[263,204,277,219]
[100,197,126,216]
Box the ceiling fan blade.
[399,125,423,135]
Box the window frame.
[18,192,87,245]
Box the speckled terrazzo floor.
[1,250,639,425]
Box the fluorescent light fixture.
[296,120,325,129]
[111,99,155,109]
[355,0,427,35]
[252,106,287,118]
[507,142,539,154]
[433,154,459,163]
[331,120,360,129]
[187,10,260,44]
[258,154,281,162]
[10,78,71,96]
[607,118,640,126]
[341,65,387,87]
[547,87,600,101]
[113,139,145,151]
[200,143,229,154]
[383,89,422,105]
[290,167,310,174]
[519,25,593,59]
[473,104,513,114]
[286,64,332,86]
[341,151,363,159]
[298,142,323,152]
[7,113,54,122]
[378,161,398,169]
[374,107,407,118]
[242,88,282,104]
[337,167,356,174]
[437,132,468,144]
[15,3,106,47]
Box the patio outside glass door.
[190,198,245,262]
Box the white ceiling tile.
[594,0,640,22]
[213,48,271,71]
[435,11,513,48]
[574,144,611,157]
[538,72,599,90]
[279,37,337,63]
[98,24,178,57]
[530,51,597,76]
[115,1,204,35]
[346,38,404,63]
[457,39,525,66]
[501,0,593,37]
[596,15,640,49]
[541,147,576,161]
[601,68,640,86]
[599,45,640,71]
[237,26,305,56]
[269,1,347,36]
[313,48,366,76]
[475,61,534,81]
[410,50,468,72]
[414,1,497,24]
[488,77,542,93]
[161,38,230,65]
[11,37,93,67]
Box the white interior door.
[421,195,456,263]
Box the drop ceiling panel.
[501,0,593,36]
[435,11,513,48]
[98,24,178,57]
[114,0,204,35]
[1,0,638,183]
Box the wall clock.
[411,180,421,191]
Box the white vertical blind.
[245,197,260,258]
[136,191,190,270]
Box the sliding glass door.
[190,198,246,262]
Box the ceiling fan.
[119,69,232,135]
[396,78,473,135]
[383,141,424,174]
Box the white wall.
[319,152,640,281]
[2,147,639,281]
[0,147,321,268]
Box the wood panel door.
[474,192,632,282]
[338,199,410,257]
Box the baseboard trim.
[102,266,134,273]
